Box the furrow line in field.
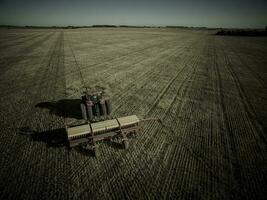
[156,54,201,197]
[66,33,182,67]
[69,36,173,71]
[155,40,229,198]
[68,38,199,197]
[87,36,190,83]
[112,38,196,114]
[209,41,234,198]
[67,36,188,88]
[0,32,32,43]
[0,32,52,62]
[219,43,267,198]
[230,38,267,61]
[122,42,204,191]
[220,41,267,147]
[26,32,69,199]
[110,38,189,96]
[214,42,249,198]
[0,33,62,170]
[0,33,45,51]
[0,32,56,84]
[64,35,190,100]
[106,48,202,197]
[0,33,60,164]
[169,41,230,199]
[67,41,87,89]
[44,32,65,101]
[65,40,165,95]
[142,48,195,116]
[8,32,60,128]
[224,38,267,90]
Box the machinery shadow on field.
[19,126,124,156]
[35,99,82,119]
[75,146,96,157]
[19,127,67,148]
[19,127,97,156]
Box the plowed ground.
[0,28,266,200]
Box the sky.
[0,0,266,28]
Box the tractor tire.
[80,103,87,120]
[94,103,100,117]
[100,100,107,117]
[105,99,112,115]
[86,102,93,121]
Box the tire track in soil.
[65,38,197,178]
[0,32,30,43]
[114,45,203,199]
[211,41,244,200]
[19,32,70,199]
[0,32,56,79]
[0,32,49,61]
[66,37,199,199]
[0,32,70,200]
[65,32,180,70]
[0,33,57,95]
[0,32,60,152]
[63,38,87,182]
[228,37,267,62]
[0,32,44,51]
[220,39,267,147]
[217,38,267,199]
[34,31,70,200]
[60,39,101,199]
[122,51,204,199]
[111,38,196,115]
[154,54,201,199]
[76,38,205,199]
[65,34,188,91]
[0,30,44,43]
[88,35,189,80]
[0,32,61,199]
[222,38,267,90]
[147,38,228,199]
[0,34,58,123]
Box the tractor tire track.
[217,38,267,199]
[0,33,45,51]
[212,42,244,199]
[223,38,267,90]
[0,32,56,78]
[65,35,189,88]
[112,38,196,114]
[220,40,267,147]
[81,39,205,199]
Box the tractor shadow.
[19,127,119,156]
[19,127,67,148]
[19,127,96,156]
[75,146,96,157]
[35,99,82,119]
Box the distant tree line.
[0,25,216,29]
[216,29,267,36]
[1,25,265,34]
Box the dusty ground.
[0,28,266,199]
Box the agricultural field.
[0,28,266,200]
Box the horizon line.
[0,24,266,30]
